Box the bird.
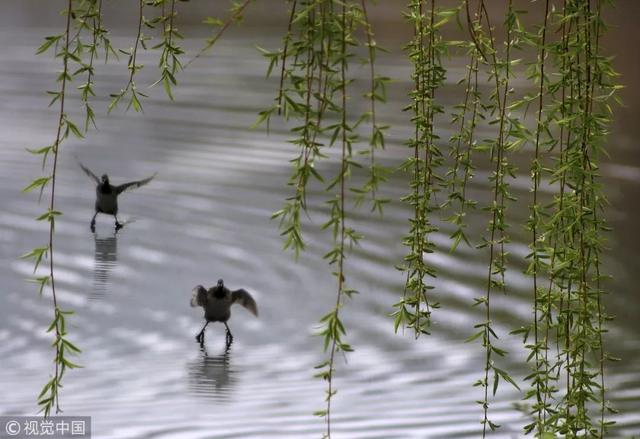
[78,160,156,232]
[191,279,258,346]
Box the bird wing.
[77,160,100,184]
[231,289,258,317]
[190,285,208,307]
[115,173,156,195]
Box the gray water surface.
[1,20,639,439]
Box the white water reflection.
[187,344,236,402]
[92,233,118,300]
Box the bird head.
[101,174,109,184]
[213,279,226,299]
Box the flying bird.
[78,160,156,232]
[191,279,258,346]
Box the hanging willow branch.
[354,0,390,213]
[461,2,523,435]
[258,1,380,436]
[78,0,106,131]
[321,5,352,433]
[186,0,254,68]
[509,0,619,435]
[445,6,480,251]
[23,0,84,417]
[393,0,451,338]
[524,0,550,433]
[152,0,184,100]
[108,0,146,112]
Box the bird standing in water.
[78,161,156,232]
[191,279,258,346]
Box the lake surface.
[1,13,639,439]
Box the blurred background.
[0,1,638,438]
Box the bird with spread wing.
[78,160,156,232]
[191,279,258,346]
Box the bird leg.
[224,322,234,347]
[114,215,123,231]
[196,321,209,343]
[90,212,98,232]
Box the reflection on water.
[187,343,235,402]
[92,232,118,300]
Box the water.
[1,16,639,439]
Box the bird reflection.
[187,342,236,401]
[91,232,118,300]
